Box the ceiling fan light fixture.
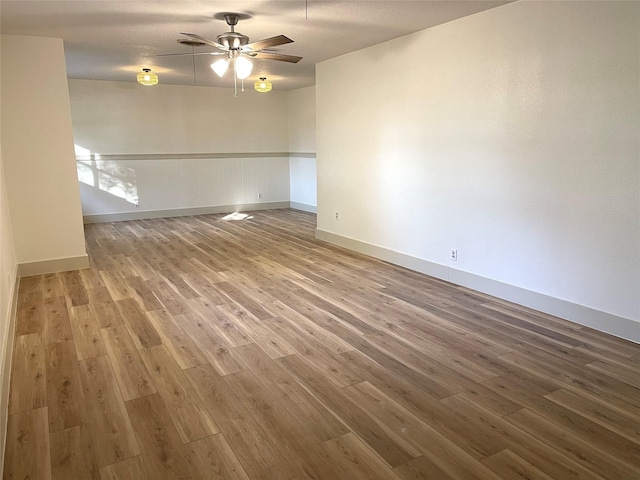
[137,68,158,86]
[171,15,301,95]
[254,77,272,93]
[234,56,253,80]
[211,58,229,77]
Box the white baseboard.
[290,202,317,214]
[83,201,291,224]
[0,266,19,475]
[18,254,90,277]
[316,229,639,344]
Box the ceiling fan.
[159,13,302,93]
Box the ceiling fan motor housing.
[216,32,249,50]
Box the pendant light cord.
[234,64,238,97]
[192,46,197,84]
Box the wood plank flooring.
[4,209,640,479]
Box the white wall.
[1,35,88,273]
[289,156,317,211]
[69,79,292,220]
[0,34,18,475]
[317,2,639,341]
[288,86,317,211]
[70,79,289,154]
[287,86,316,153]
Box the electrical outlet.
[451,249,457,261]
[258,193,262,199]
[335,212,339,220]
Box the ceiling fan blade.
[157,51,225,57]
[250,52,303,64]
[180,33,228,51]
[244,35,293,52]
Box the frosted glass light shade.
[211,58,229,77]
[235,56,253,79]
[137,68,158,86]
[254,77,272,93]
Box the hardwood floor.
[4,208,640,479]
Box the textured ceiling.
[1,1,511,90]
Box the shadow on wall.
[75,145,139,206]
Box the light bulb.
[235,56,253,80]
[211,58,229,77]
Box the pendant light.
[137,68,158,86]
[254,77,272,93]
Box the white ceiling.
[1,1,511,91]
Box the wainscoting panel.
[77,154,290,218]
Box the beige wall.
[0,34,18,473]
[0,154,16,477]
[1,35,87,271]
[316,2,640,341]
[287,86,317,210]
